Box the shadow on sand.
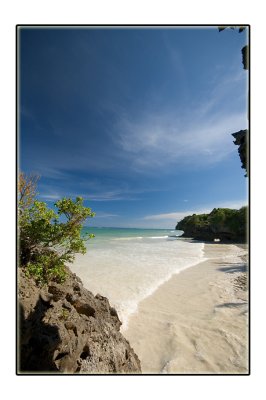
[217,264,247,274]
[215,301,247,309]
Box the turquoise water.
[82,227,182,246]
[70,227,205,329]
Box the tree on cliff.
[218,26,249,177]
[18,172,95,284]
[218,26,249,70]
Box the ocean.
[69,227,205,329]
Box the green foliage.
[209,207,247,235]
[177,212,209,231]
[25,262,46,285]
[176,207,248,241]
[25,254,67,285]
[19,174,95,285]
[60,308,70,321]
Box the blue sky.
[19,26,248,228]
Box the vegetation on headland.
[18,173,95,285]
[176,206,248,242]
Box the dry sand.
[123,243,248,374]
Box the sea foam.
[70,233,205,329]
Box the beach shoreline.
[123,242,248,374]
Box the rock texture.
[18,267,141,374]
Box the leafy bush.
[25,255,67,285]
[18,173,95,285]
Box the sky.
[18,26,248,228]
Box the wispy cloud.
[109,63,247,173]
[38,180,144,202]
[144,199,248,224]
[38,193,61,201]
[33,167,69,181]
[87,190,139,202]
[39,190,138,202]
[114,109,246,171]
[94,212,118,218]
[144,210,209,222]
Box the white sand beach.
[123,243,248,374]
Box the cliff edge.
[18,267,141,374]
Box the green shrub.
[25,254,67,285]
[18,173,95,285]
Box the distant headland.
[176,207,247,242]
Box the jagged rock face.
[18,267,141,374]
[232,129,248,176]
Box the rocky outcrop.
[232,129,248,177]
[176,207,247,242]
[18,267,141,374]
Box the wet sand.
[123,243,248,374]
